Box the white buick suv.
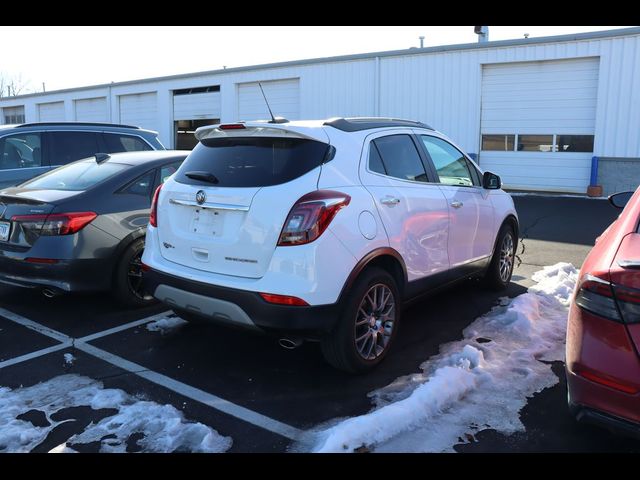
[142,118,518,373]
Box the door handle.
[380,196,400,206]
[450,200,463,209]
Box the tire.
[483,224,517,290]
[321,267,401,374]
[112,238,156,308]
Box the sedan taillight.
[11,212,97,236]
[575,273,640,324]
[277,190,350,246]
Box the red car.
[567,188,640,438]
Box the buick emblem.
[195,190,206,205]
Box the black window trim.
[417,133,482,188]
[363,130,439,186]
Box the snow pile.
[146,315,187,334]
[307,262,578,453]
[63,353,75,366]
[0,374,232,453]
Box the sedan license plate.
[0,221,10,242]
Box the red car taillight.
[150,184,162,227]
[277,190,350,246]
[11,212,97,236]
[575,273,640,324]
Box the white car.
[142,118,518,373]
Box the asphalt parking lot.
[1,194,639,453]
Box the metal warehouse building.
[2,27,640,195]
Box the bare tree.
[0,72,32,98]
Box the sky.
[0,26,635,93]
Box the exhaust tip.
[279,338,303,350]
[42,288,58,298]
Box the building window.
[555,135,594,152]
[481,134,515,151]
[517,135,554,152]
[3,106,25,124]
[173,85,220,96]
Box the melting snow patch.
[146,315,188,334]
[303,262,578,453]
[0,374,232,453]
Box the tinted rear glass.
[21,160,128,191]
[175,137,329,188]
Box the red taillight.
[575,273,640,324]
[11,212,97,236]
[150,184,162,227]
[576,369,639,394]
[219,124,246,130]
[259,292,309,306]
[277,190,351,246]
[25,258,59,264]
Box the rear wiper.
[185,171,219,184]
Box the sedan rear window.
[20,159,128,191]
[175,137,330,188]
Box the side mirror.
[482,171,501,190]
[608,191,633,209]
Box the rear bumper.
[143,267,341,336]
[571,403,640,440]
[0,256,113,293]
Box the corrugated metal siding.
[119,92,158,131]
[37,101,65,121]
[74,97,108,122]
[173,92,221,120]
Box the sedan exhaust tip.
[42,288,60,298]
[279,337,303,350]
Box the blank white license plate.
[0,221,10,242]
[191,209,223,236]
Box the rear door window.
[0,133,43,170]
[175,137,329,187]
[103,133,153,153]
[371,134,428,182]
[50,131,101,166]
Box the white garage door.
[119,92,158,131]
[238,79,299,121]
[479,58,599,193]
[174,91,221,120]
[38,102,65,121]
[75,97,108,122]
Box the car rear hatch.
[157,124,332,278]
[609,233,640,355]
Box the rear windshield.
[20,159,128,191]
[175,137,329,188]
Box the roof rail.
[323,117,434,132]
[16,122,140,129]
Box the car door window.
[0,133,43,170]
[120,170,155,197]
[103,133,153,153]
[50,131,100,166]
[372,134,428,182]
[421,136,476,187]
[160,161,182,184]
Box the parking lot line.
[0,306,69,343]
[0,307,304,442]
[0,341,72,370]
[79,342,303,441]
[77,311,171,343]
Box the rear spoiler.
[195,124,327,143]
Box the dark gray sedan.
[0,150,187,306]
